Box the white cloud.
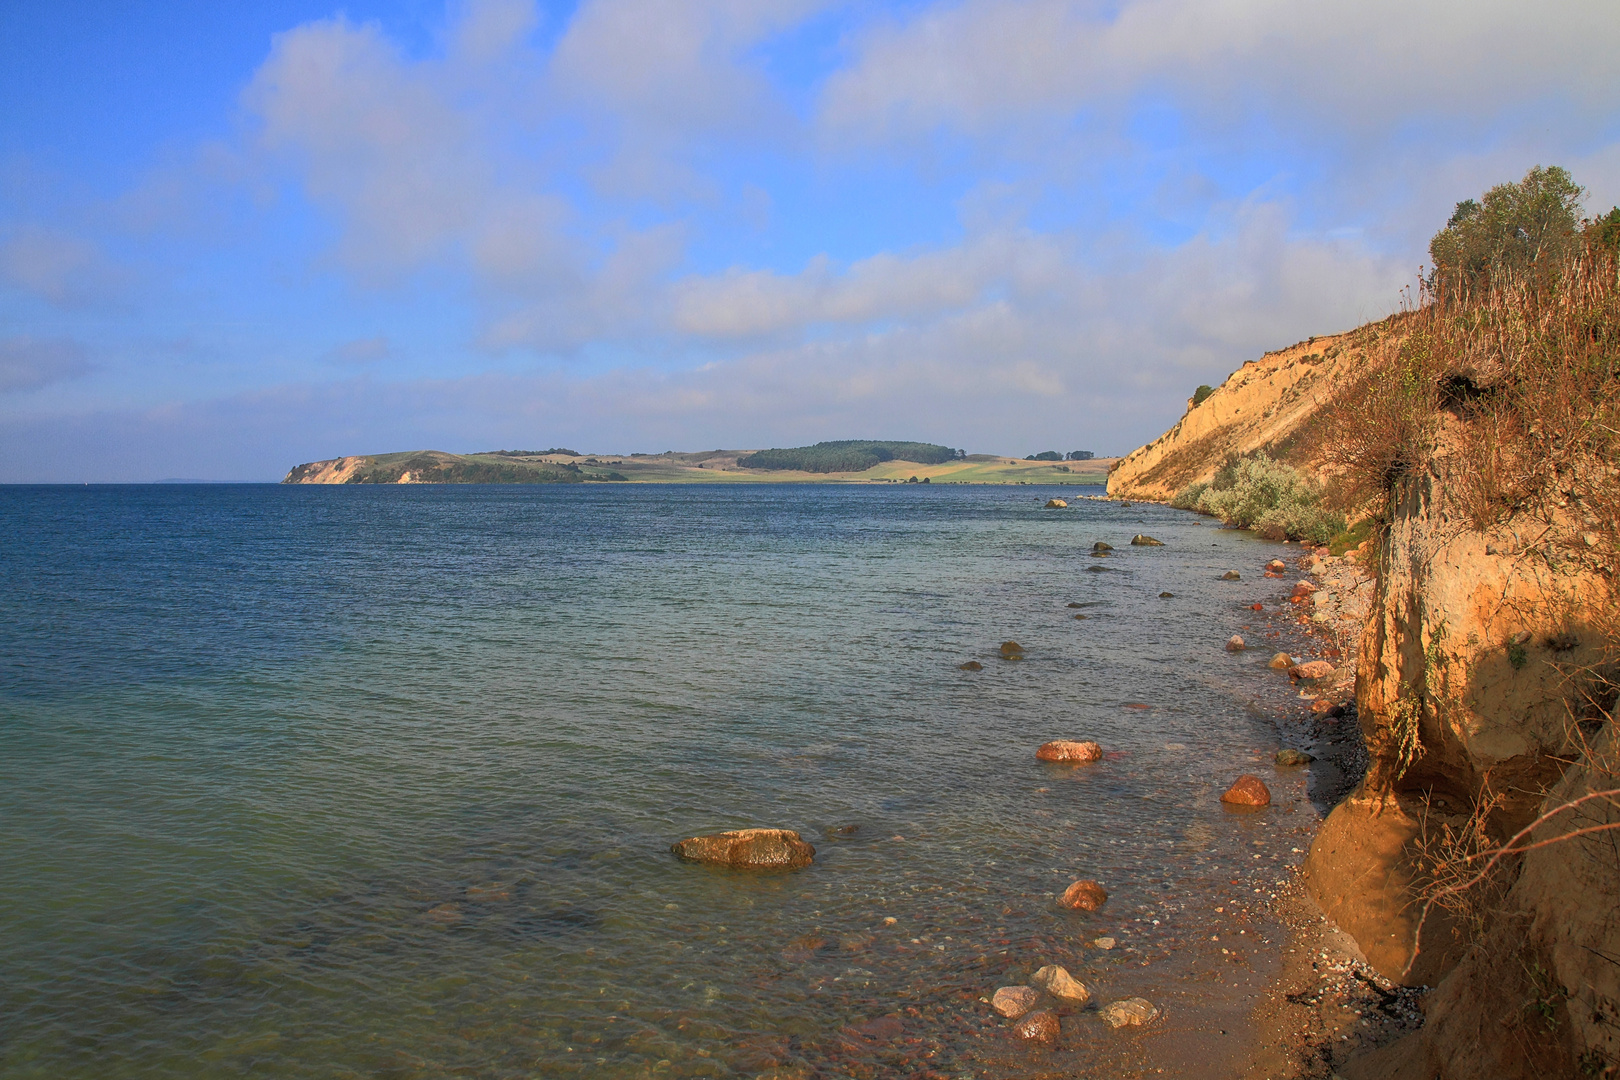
[0,337,91,393]
[821,0,1620,142]
[0,226,127,308]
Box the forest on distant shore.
[737,440,961,473]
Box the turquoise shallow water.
[0,483,1317,1078]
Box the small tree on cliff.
[1428,165,1585,298]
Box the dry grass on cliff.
[1324,248,1620,546]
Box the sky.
[2,0,1618,481]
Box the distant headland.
[281,441,1118,485]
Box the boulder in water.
[1036,740,1102,763]
[1092,541,1113,552]
[1225,635,1246,652]
[1060,879,1109,910]
[1100,998,1159,1028]
[992,985,1038,1019]
[1013,1010,1061,1043]
[1159,592,1175,598]
[1130,534,1164,546]
[1030,964,1090,1004]
[1045,498,1068,509]
[1266,559,1287,572]
[1221,570,1242,580]
[671,828,815,870]
[1268,652,1293,669]
[1220,775,1272,807]
[959,660,983,671]
[1289,660,1335,680]
[1275,748,1315,767]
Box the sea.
[0,483,1331,1079]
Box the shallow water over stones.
[0,483,1330,1079]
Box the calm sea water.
[0,484,1321,1079]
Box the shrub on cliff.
[1173,453,1343,544]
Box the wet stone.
[1289,660,1335,680]
[1013,1009,1061,1044]
[1225,635,1246,652]
[1130,534,1165,546]
[992,986,1039,1019]
[1221,571,1242,580]
[1220,775,1272,807]
[958,661,983,671]
[1275,748,1315,767]
[1092,541,1113,552]
[1000,641,1025,659]
[1268,652,1294,669]
[671,828,815,870]
[1100,998,1159,1028]
[1030,964,1090,1004]
[1045,499,1068,509]
[1159,592,1175,599]
[1060,879,1109,911]
[1036,740,1102,763]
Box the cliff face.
[1107,328,1372,500]
[1115,315,1619,1076]
[1314,428,1618,1078]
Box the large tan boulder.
[671,828,815,870]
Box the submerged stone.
[1045,499,1068,509]
[671,828,815,870]
[1226,635,1246,652]
[959,660,983,671]
[1100,998,1159,1028]
[1221,571,1242,580]
[1275,748,1315,767]
[1061,879,1109,911]
[1268,652,1294,669]
[1036,740,1102,763]
[1131,534,1165,546]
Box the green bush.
[1191,385,1215,407]
[1173,453,1344,545]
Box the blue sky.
[3,0,1618,481]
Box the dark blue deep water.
[0,483,1318,1079]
